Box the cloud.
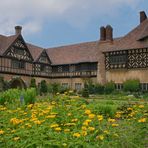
[0,0,142,35]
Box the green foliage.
[104,81,115,94]
[23,88,36,105]
[82,83,89,98]
[40,80,48,95]
[0,95,147,147]
[123,79,140,92]
[51,83,61,94]
[30,78,36,88]
[95,83,104,94]
[0,89,21,105]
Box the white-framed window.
[141,83,148,91]
[62,83,69,89]
[115,83,123,90]
[75,83,82,91]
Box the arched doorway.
[10,77,26,89]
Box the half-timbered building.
[0,11,148,90]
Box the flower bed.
[0,95,147,147]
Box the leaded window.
[110,55,127,64]
[11,60,25,69]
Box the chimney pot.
[106,25,113,41]
[140,11,147,23]
[15,26,22,35]
[100,26,106,41]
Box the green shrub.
[95,83,104,94]
[23,88,36,105]
[123,79,140,92]
[104,81,115,94]
[0,89,21,105]
[50,83,61,95]
[30,78,36,88]
[82,83,89,98]
[40,80,48,95]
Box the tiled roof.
[104,18,148,52]
[0,16,148,65]
[46,41,99,65]
[0,34,18,55]
[26,43,44,61]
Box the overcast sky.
[0,0,148,48]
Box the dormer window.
[14,48,24,55]
[39,56,47,63]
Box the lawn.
[0,92,147,148]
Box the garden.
[0,78,147,147]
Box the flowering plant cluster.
[0,95,147,147]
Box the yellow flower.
[115,112,122,118]
[64,123,76,126]
[51,101,56,105]
[13,137,20,141]
[71,118,78,122]
[27,104,33,109]
[50,124,59,128]
[88,127,95,131]
[127,107,133,111]
[97,115,103,121]
[139,105,144,108]
[11,130,16,133]
[46,115,56,119]
[97,135,104,140]
[112,124,119,127]
[64,129,70,132]
[0,130,4,135]
[62,143,67,147]
[83,119,91,126]
[138,118,146,123]
[67,113,72,116]
[10,118,23,125]
[82,126,87,131]
[34,120,41,125]
[88,114,95,119]
[25,123,31,128]
[81,131,87,136]
[104,130,110,134]
[85,109,91,115]
[114,133,119,137]
[0,107,7,111]
[108,118,116,123]
[73,132,81,138]
[54,127,62,132]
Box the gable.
[37,50,51,64]
[3,35,33,61]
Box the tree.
[40,80,48,95]
[30,78,36,88]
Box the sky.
[0,0,148,48]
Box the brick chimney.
[140,11,147,23]
[100,26,106,41]
[106,25,113,41]
[15,26,22,35]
